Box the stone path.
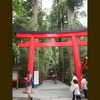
[13,80,87,100]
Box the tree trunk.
[67,6,75,78]
[60,10,65,76]
[67,6,74,29]
[58,9,65,80]
[32,0,38,31]
[58,46,62,81]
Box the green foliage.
[73,19,85,29]
[49,0,68,30]
[65,67,71,85]
[79,11,87,18]
[19,48,29,76]
[13,0,26,18]
[38,7,47,31]
[82,68,88,80]
[78,46,87,64]
[73,10,87,29]
[12,42,20,57]
[22,1,33,17]
[13,15,34,30]
[51,47,59,73]
[67,0,84,8]
[12,38,20,66]
[39,47,53,79]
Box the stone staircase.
[47,75,53,80]
[13,80,88,100]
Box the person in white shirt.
[70,72,78,100]
[81,75,88,98]
[72,72,78,82]
[71,79,81,100]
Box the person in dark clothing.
[54,73,57,84]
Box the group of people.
[70,72,88,100]
[24,71,87,100]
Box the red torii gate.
[14,28,87,89]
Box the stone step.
[47,75,53,80]
[13,80,88,100]
[13,97,72,100]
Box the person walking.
[54,73,57,84]
[70,79,81,100]
[70,72,78,100]
[24,71,33,100]
[81,75,88,99]
[72,72,78,82]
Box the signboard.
[12,67,21,89]
[34,71,39,86]
[12,71,17,80]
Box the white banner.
[12,71,17,80]
[34,71,39,86]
